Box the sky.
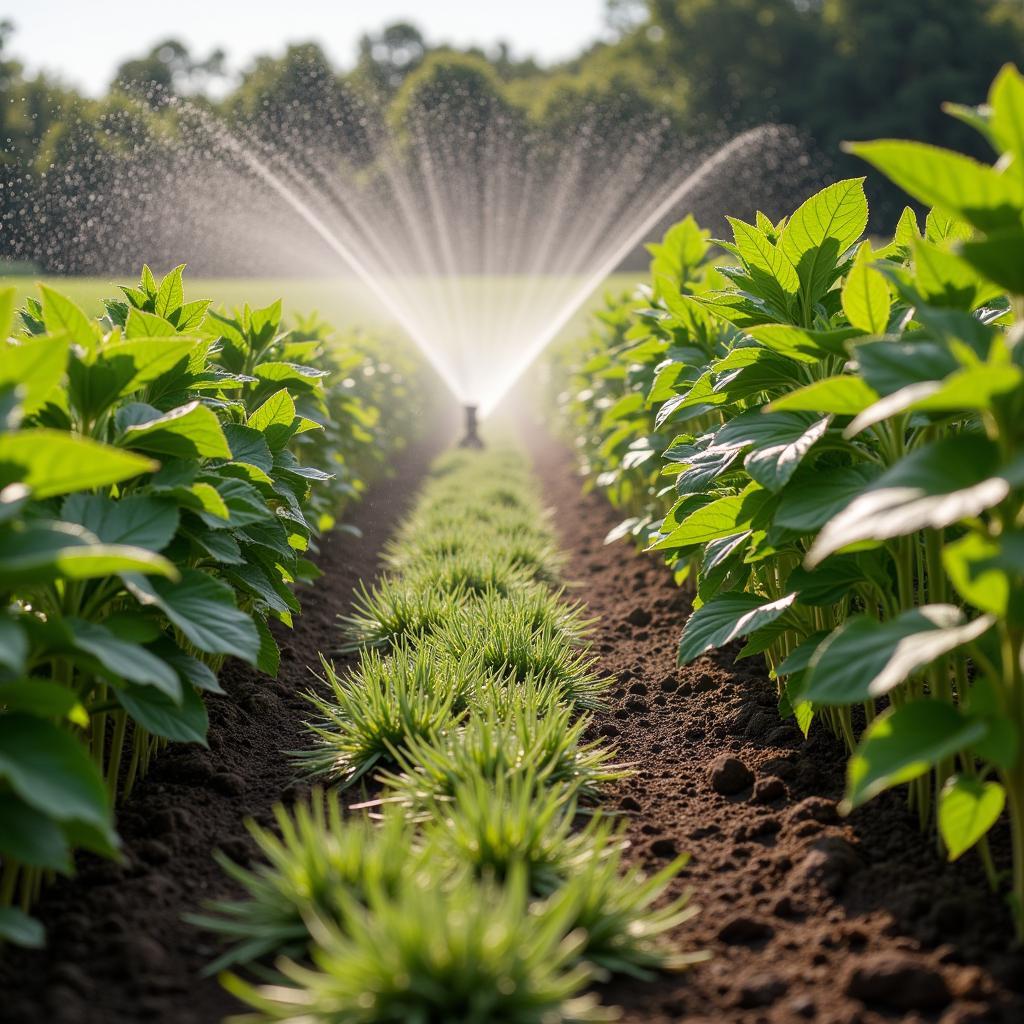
[4,0,613,95]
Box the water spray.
[90,104,792,435]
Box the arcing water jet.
[11,85,809,421]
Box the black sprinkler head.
[459,404,484,449]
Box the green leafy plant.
[550,63,1024,939]
[0,266,421,944]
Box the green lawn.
[0,273,641,348]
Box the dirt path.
[528,429,1024,1024]
[0,432,447,1024]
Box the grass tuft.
[223,867,615,1023]
[380,691,628,806]
[189,793,417,973]
[294,646,468,784]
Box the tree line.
[2,1,1022,273]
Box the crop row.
[193,444,703,1021]
[0,269,421,947]
[550,65,1024,939]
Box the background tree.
[111,38,225,104]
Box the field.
[0,273,640,349]
[4,57,1024,1024]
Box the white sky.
[4,1,613,95]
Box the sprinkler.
[459,404,484,449]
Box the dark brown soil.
[0,432,447,1024]
[528,432,1024,1024]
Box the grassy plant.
[212,439,701,1012]
[428,597,606,710]
[338,576,467,651]
[223,868,613,1024]
[550,824,707,979]
[294,646,467,785]
[400,549,542,598]
[380,690,627,806]
[424,772,612,894]
[189,794,417,972]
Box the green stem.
[106,712,128,802]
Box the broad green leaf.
[249,299,283,347]
[223,424,274,474]
[875,206,921,260]
[66,619,182,699]
[125,308,175,338]
[117,680,208,744]
[255,613,281,677]
[0,793,71,871]
[743,415,830,492]
[804,605,995,706]
[120,400,231,460]
[0,524,177,584]
[846,140,1021,233]
[0,336,68,414]
[780,178,869,315]
[678,591,797,665]
[198,476,273,529]
[103,338,199,393]
[775,463,882,533]
[776,631,830,677]
[842,243,891,332]
[0,907,45,949]
[912,236,1002,309]
[649,485,771,550]
[807,435,1007,566]
[0,430,156,498]
[960,228,1024,296]
[851,339,959,397]
[845,365,1024,439]
[0,680,88,725]
[176,299,210,331]
[155,264,185,318]
[989,63,1024,168]
[0,714,113,834]
[0,618,28,674]
[68,340,198,423]
[692,290,774,329]
[225,563,296,616]
[939,776,1005,861]
[247,388,296,450]
[767,375,879,415]
[747,324,860,363]
[925,209,974,246]
[159,643,224,694]
[253,362,329,388]
[786,553,883,606]
[39,285,98,349]
[62,493,179,551]
[125,568,260,664]
[726,217,799,316]
[845,700,988,810]
[942,530,1024,618]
